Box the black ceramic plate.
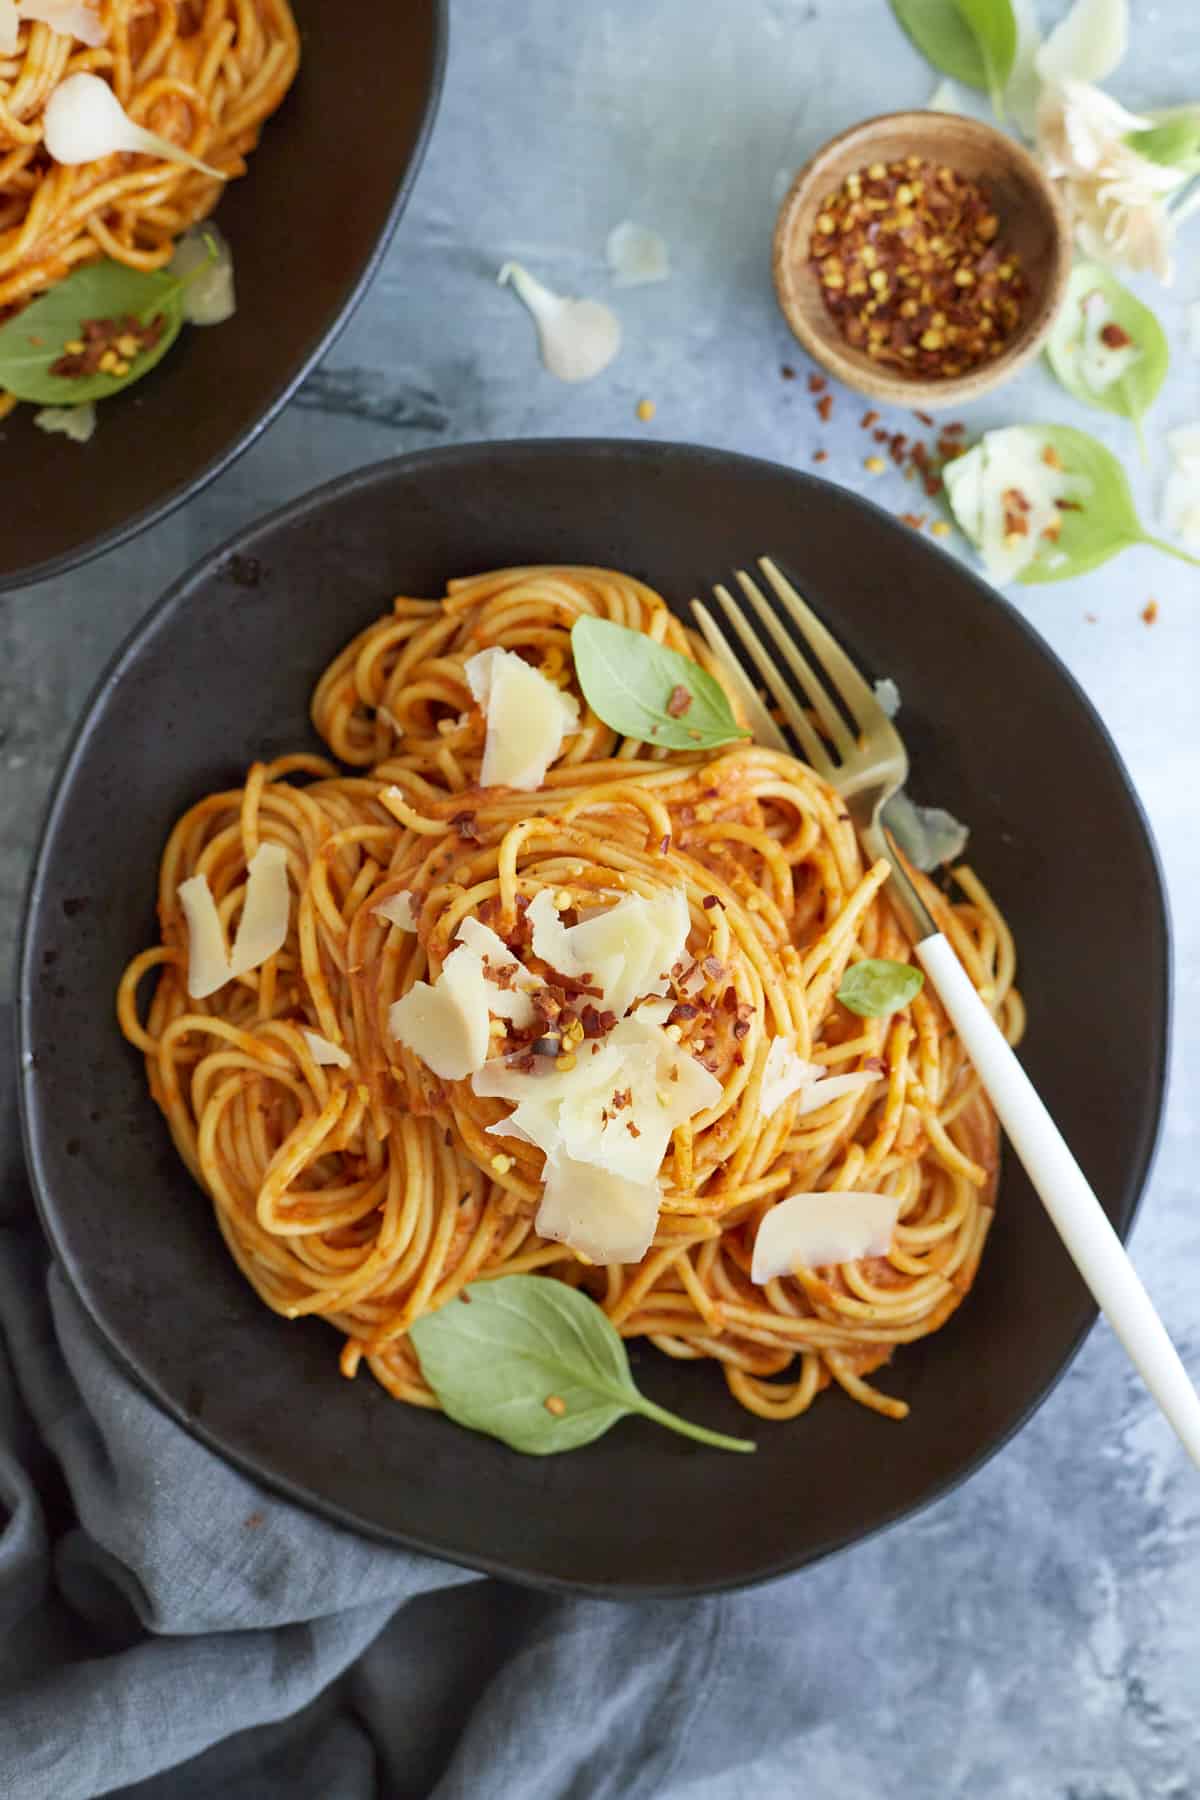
[17,443,1169,1595]
[0,1,445,594]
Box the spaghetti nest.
[0,0,299,410]
[119,565,1024,1423]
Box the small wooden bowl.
[773,110,1071,411]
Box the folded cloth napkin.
[0,1008,849,1799]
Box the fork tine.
[690,601,789,753]
[710,583,833,774]
[734,570,855,759]
[758,557,885,731]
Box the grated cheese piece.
[751,1191,902,1283]
[228,843,290,978]
[527,885,690,1021]
[605,221,670,287]
[536,1154,661,1265]
[178,872,231,999]
[465,646,579,791]
[302,1030,351,1069]
[885,791,970,871]
[388,944,491,1080]
[20,1,105,44]
[793,1070,881,1117]
[943,427,1086,584]
[760,1037,821,1118]
[34,402,95,443]
[454,914,540,1026]
[375,891,417,932]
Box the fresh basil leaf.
[0,259,185,405]
[571,616,750,752]
[1045,263,1168,446]
[1126,114,1200,173]
[409,1274,756,1456]
[837,959,925,1018]
[1020,425,1200,583]
[889,0,1017,114]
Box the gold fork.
[692,556,1200,1469]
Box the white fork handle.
[917,932,1200,1469]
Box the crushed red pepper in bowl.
[809,156,1028,382]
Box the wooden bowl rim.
[772,109,1072,409]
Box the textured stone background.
[2,3,1198,1792]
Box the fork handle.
[916,932,1200,1469]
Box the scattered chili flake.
[1101,322,1133,349]
[627,1121,641,1138]
[942,420,965,435]
[611,1087,632,1111]
[1085,611,1098,623]
[544,1394,567,1416]
[809,158,1027,381]
[50,311,165,379]
[816,394,833,422]
[1141,599,1159,626]
[807,371,827,393]
[666,684,693,718]
[813,449,828,463]
[873,427,889,443]
[732,1017,750,1040]
[702,893,721,909]
[1042,445,1062,469]
[781,364,796,380]
[914,410,935,426]
[669,1002,699,1023]
[450,811,480,841]
[899,512,927,529]
[702,955,725,980]
[861,409,879,428]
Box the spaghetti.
[0,0,299,416]
[118,565,1023,1425]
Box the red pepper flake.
[1101,322,1133,349]
[450,811,480,841]
[861,409,879,428]
[732,1018,750,1040]
[873,427,889,443]
[702,955,724,981]
[813,449,828,463]
[626,1121,641,1138]
[899,512,927,529]
[611,1087,632,1111]
[666,684,693,718]
[1084,612,1098,624]
[942,420,965,435]
[1141,599,1159,626]
[807,372,827,393]
[809,159,1027,382]
[914,410,935,427]
[659,834,671,854]
[816,394,833,422]
[50,311,165,379]
[459,1290,473,1305]
[722,986,738,1012]
[669,1002,699,1023]
[702,893,721,909]
[781,364,797,380]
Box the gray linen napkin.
[0,1008,840,1799]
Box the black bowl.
[0,1,445,594]
[16,442,1170,1595]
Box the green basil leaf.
[409,1274,756,1456]
[1045,264,1169,444]
[889,0,1017,113]
[1126,114,1200,173]
[571,616,750,751]
[1019,425,1200,583]
[837,959,925,1018]
[0,260,185,405]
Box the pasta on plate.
[118,565,1023,1425]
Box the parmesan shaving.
[465,645,579,791]
[454,914,540,1026]
[751,1191,902,1283]
[943,427,1086,584]
[793,1070,881,1117]
[34,402,95,443]
[388,943,492,1081]
[885,791,970,872]
[20,0,105,44]
[760,1037,821,1119]
[527,885,690,1022]
[302,1030,351,1069]
[228,843,290,978]
[375,891,417,932]
[605,221,670,287]
[169,222,236,325]
[536,1155,661,1265]
[178,873,231,1000]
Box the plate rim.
[15,438,1174,1594]
[0,1,448,596]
